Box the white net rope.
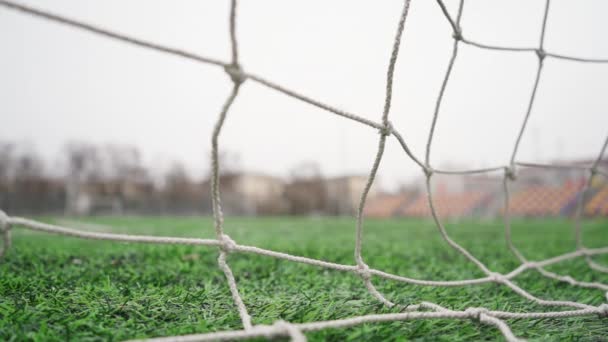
[1,0,607,341]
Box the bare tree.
[101,144,142,181]
[165,162,190,195]
[162,161,202,213]
[6,143,62,214]
[14,149,44,182]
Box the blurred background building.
[1,140,607,218]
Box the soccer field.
[1,216,607,341]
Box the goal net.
[0,0,607,341]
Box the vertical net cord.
[0,211,11,259]
[573,135,608,273]
[507,0,549,168]
[354,0,412,308]
[425,0,492,274]
[504,136,608,293]
[429,0,596,311]
[503,0,549,264]
[502,178,527,262]
[0,1,227,67]
[502,0,608,291]
[228,0,239,67]
[210,0,252,331]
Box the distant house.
[214,172,286,216]
[66,177,156,215]
[325,175,378,216]
[284,176,326,216]
[68,180,120,215]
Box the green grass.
[1,216,607,341]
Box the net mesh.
[1,0,607,341]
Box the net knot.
[272,320,306,341]
[423,166,434,178]
[379,121,393,136]
[356,263,372,280]
[219,234,237,253]
[597,304,608,318]
[224,63,247,85]
[488,272,506,283]
[535,49,546,61]
[465,307,490,321]
[525,261,539,269]
[452,28,463,41]
[505,166,517,181]
[0,210,10,233]
[589,167,598,177]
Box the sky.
[1,0,607,190]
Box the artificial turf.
[1,216,607,341]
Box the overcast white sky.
[1,0,607,190]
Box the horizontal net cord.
[462,38,608,63]
[5,214,607,290]
[587,259,608,273]
[571,136,608,275]
[536,267,608,291]
[4,213,608,299]
[545,52,608,63]
[127,303,608,342]
[433,0,608,63]
[368,268,492,287]
[0,0,388,134]
[0,0,387,134]
[515,161,592,170]
[1,0,603,92]
[417,161,605,176]
[244,74,384,130]
[0,217,491,283]
[461,38,537,53]
[536,247,608,266]
[0,0,225,67]
[502,280,593,310]
[433,165,506,175]
[7,217,221,246]
[415,300,606,320]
